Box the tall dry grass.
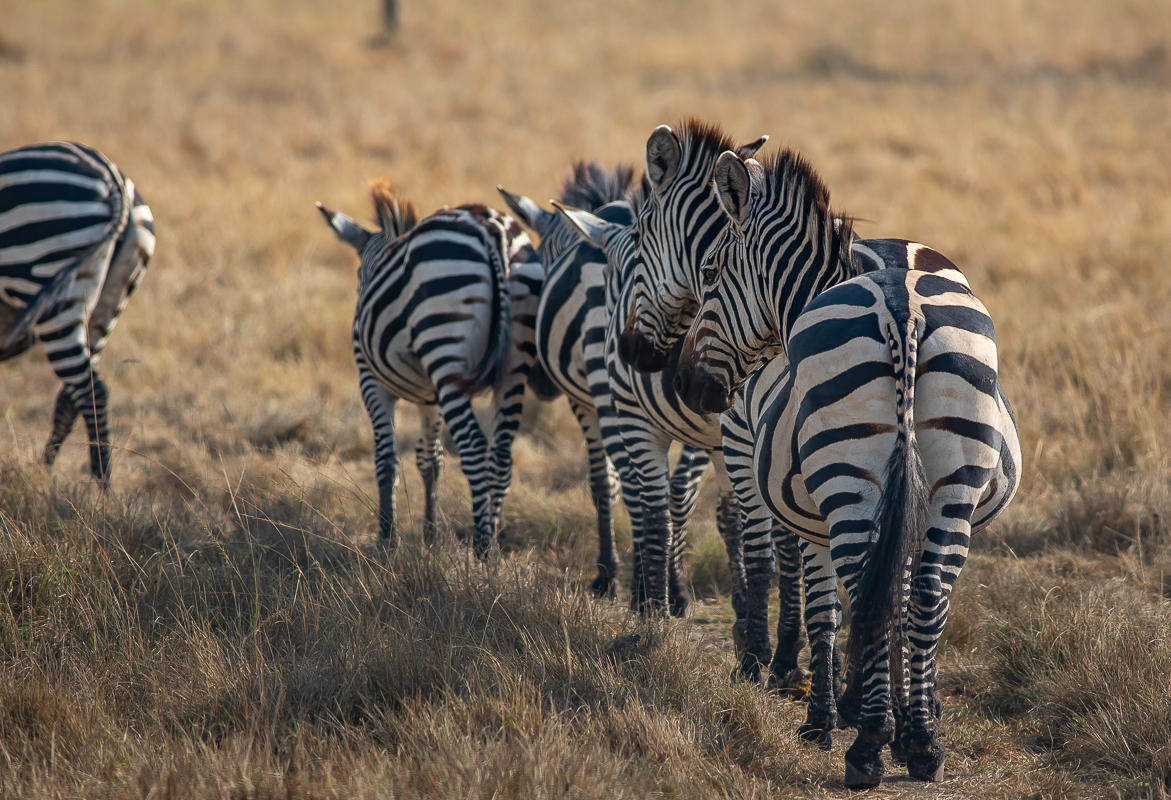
[1,0,1171,795]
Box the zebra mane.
[558,161,640,211]
[369,178,418,239]
[754,149,859,278]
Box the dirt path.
[684,599,1093,799]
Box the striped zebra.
[317,181,542,556]
[670,149,1021,788]
[0,141,155,485]
[497,163,713,608]
[554,122,809,685]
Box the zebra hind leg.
[43,386,79,467]
[358,364,399,546]
[68,370,111,488]
[438,391,496,559]
[415,404,444,545]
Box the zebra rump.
[1,142,131,352]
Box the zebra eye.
[702,264,719,286]
[630,230,642,249]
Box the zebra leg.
[71,369,110,486]
[667,446,708,617]
[42,386,79,467]
[358,362,399,545]
[415,404,444,545]
[626,432,673,615]
[720,407,773,678]
[596,400,646,610]
[840,561,895,790]
[487,371,528,536]
[901,519,970,782]
[769,523,810,694]
[570,398,621,597]
[35,305,112,485]
[436,389,496,558]
[797,542,838,750]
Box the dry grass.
[1,0,1171,796]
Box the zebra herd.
[0,123,1020,790]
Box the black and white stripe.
[498,164,713,606]
[673,149,1022,788]
[555,123,809,688]
[0,141,155,484]
[318,182,540,556]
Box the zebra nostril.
[673,368,689,397]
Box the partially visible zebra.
[497,163,713,606]
[554,122,809,687]
[0,141,155,485]
[672,149,1021,788]
[318,181,542,556]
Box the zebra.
[553,121,808,686]
[497,163,714,609]
[0,141,155,485]
[317,180,542,556]
[670,148,1021,788]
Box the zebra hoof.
[797,723,832,751]
[843,759,883,790]
[669,587,691,618]
[590,573,619,598]
[907,748,946,782]
[731,620,747,656]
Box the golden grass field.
[2,0,1171,796]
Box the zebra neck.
[774,239,862,351]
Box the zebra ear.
[734,134,769,159]
[496,186,557,238]
[646,125,682,194]
[551,201,622,250]
[317,202,372,252]
[712,152,752,228]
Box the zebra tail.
[844,314,929,704]
[461,221,512,393]
[4,151,130,351]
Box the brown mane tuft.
[369,178,418,238]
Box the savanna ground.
[2,0,1171,796]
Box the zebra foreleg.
[415,404,444,545]
[627,435,672,615]
[570,399,621,597]
[797,543,838,750]
[667,446,708,617]
[769,524,809,694]
[358,364,399,545]
[43,386,79,467]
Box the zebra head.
[498,161,638,269]
[676,150,854,415]
[619,120,768,375]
